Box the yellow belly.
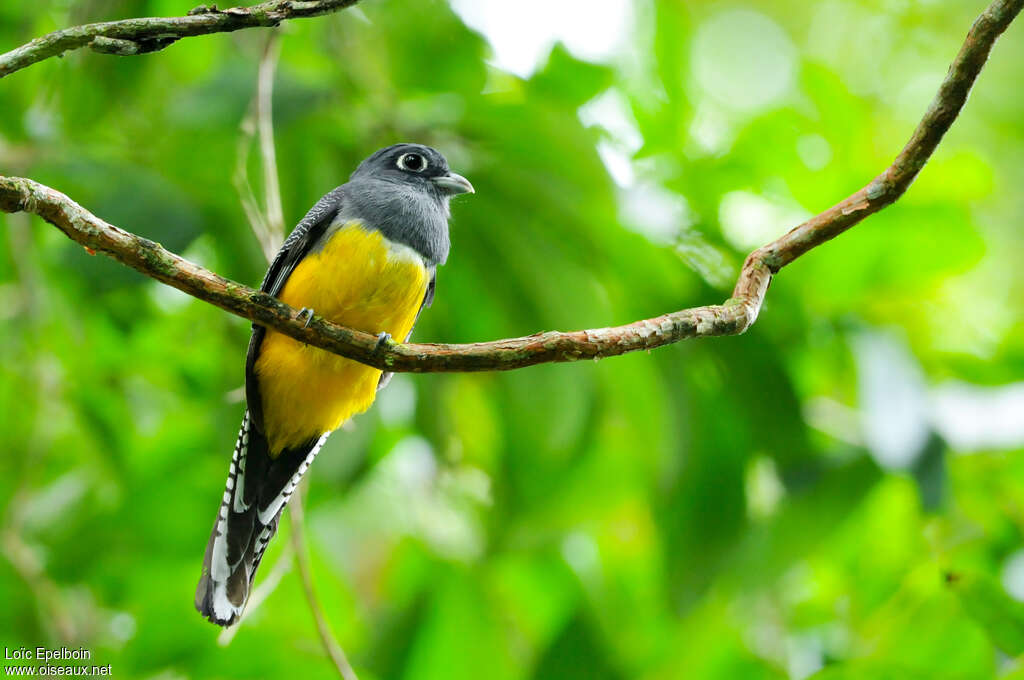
[254,221,428,454]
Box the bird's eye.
[397,153,427,173]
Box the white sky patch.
[580,90,734,284]
[389,436,437,489]
[619,178,735,287]
[596,142,635,186]
[148,279,192,313]
[787,634,824,680]
[719,190,811,252]
[579,89,643,154]
[110,613,137,643]
[745,456,785,520]
[807,378,1024,455]
[376,373,417,426]
[443,466,493,506]
[1003,549,1024,602]
[619,181,689,244]
[562,531,600,578]
[689,102,735,155]
[932,381,1024,452]
[692,9,796,113]
[797,134,833,171]
[853,331,931,469]
[842,332,1024,460]
[324,435,485,563]
[150,235,219,312]
[806,1,895,97]
[893,70,945,125]
[580,89,644,188]
[580,90,732,276]
[803,397,864,447]
[450,0,632,78]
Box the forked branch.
[0,0,1021,373]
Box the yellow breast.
[254,221,428,454]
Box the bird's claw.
[374,332,394,353]
[296,307,315,328]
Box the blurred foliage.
[2,0,1024,678]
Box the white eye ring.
[397,153,427,173]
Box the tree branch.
[757,0,1023,271]
[1,0,1021,373]
[0,0,361,79]
[0,173,769,372]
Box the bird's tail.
[195,412,326,626]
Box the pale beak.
[431,172,475,195]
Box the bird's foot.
[374,331,394,353]
[296,307,315,328]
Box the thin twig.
[290,485,359,680]
[257,31,286,244]
[233,32,286,261]
[225,32,356,678]
[233,101,274,260]
[2,529,78,641]
[0,0,362,79]
[1,0,1021,374]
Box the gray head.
[341,143,473,265]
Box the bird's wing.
[245,186,346,433]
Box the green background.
[2,0,1024,678]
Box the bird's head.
[350,143,474,201]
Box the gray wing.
[245,186,347,433]
[261,186,347,297]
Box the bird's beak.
[431,172,475,195]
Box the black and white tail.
[195,412,326,626]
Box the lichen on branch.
[0,0,362,79]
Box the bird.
[194,143,473,626]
